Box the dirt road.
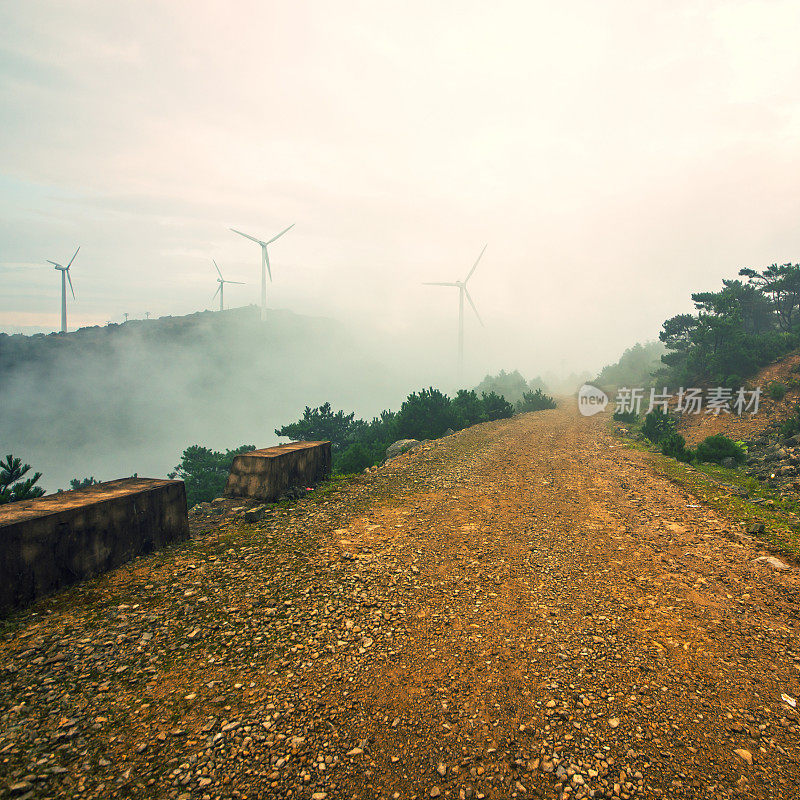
[1,408,800,799]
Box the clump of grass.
[769,381,787,401]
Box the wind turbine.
[424,244,487,379]
[47,246,79,333]
[211,259,245,312]
[229,224,294,320]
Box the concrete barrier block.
[0,478,189,615]
[225,441,331,502]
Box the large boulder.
[385,439,422,461]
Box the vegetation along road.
[1,408,800,799]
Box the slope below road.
[1,409,799,799]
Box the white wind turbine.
[211,259,245,311]
[229,224,294,320]
[47,246,79,333]
[424,244,487,379]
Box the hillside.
[0,307,409,492]
[676,349,800,446]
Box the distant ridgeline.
[0,306,397,493]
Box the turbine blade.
[227,280,246,284]
[213,258,223,279]
[66,246,80,269]
[266,223,295,245]
[464,288,484,327]
[212,285,221,300]
[66,269,76,300]
[423,282,458,287]
[230,228,266,246]
[47,260,62,268]
[264,248,272,281]
[464,244,487,283]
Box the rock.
[734,748,752,765]
[754,556,790,571]
[443,429,455,436]
[430,788,441,798]
[437,763,447,776]
[385,439,422,460]
[608,718,620,728]
[721,457,737,469]
[243,506,266,523]
[211,497,226,506]
[747,522,766,536]
[9,782,32,795]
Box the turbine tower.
[424,244,487,379]
[211,259,244,312]
[47,246,79,333]
[229,224,294,320]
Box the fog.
[0,306,484,492]
[3,2,800,485]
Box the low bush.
[695,434,746,465]
[660,433,694,463]
[70,476,100,490]
[769,381,787,401]
[480,390,515,421]
[169,444,256,506]
[450,389,488,429]
[613,409,638,424]
[641,408,676,444]
[781,405,800,439]
[395,388,456,440]
[515,389,557,412]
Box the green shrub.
[274,402,357,453]
[781,406,800,439]
[613,409,638,424]
[695,434,746,465]
[336,443,373,474]
[451,389,488,429]
[169,444,256,506]
[480,391,515,421]
[0,454,45,504]
[641,408,676,444]
[660,433,694,463]
[515,389,557,413]
[768,381,787,401]
[70,476,100,490]
[395,388,456,440]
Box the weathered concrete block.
[225,441,331,502]
[0,478,188,615]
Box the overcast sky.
[2,0,800,376]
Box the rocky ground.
[1,408,800,799]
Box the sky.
[2,0,800,377]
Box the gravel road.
[1,408,799,799]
